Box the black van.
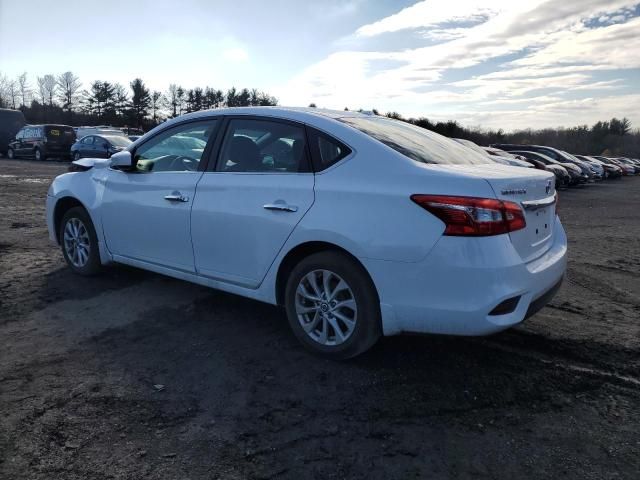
[0,108,26,156]
[7,124,77,161]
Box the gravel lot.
[1,158,639,480]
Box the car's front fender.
[47,167,111,263]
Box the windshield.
[340,117,490,165]
[104,136,132,147]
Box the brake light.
[410,194,526,236]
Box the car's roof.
[170,106,374,124]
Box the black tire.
[284,251,381,359]
[59,207,102,276]
[7,148,14,159]
[34,148,43,161]
[74,151,81,161]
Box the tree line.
[1,71,637,157]
[0,71,278,130]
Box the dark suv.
[7,124,76,161]
[0,108,26,156]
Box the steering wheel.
[168,155,198,171]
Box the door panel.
[191,172,314,287]
[101,171,202,271]
[100,118,219,272]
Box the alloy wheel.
[63,218,91,268]
[295,269,357,346]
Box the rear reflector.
[411,194,526,236]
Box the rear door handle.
[164,191,189,203]
[263,203,298,212]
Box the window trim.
[207,115,313,174]
[129,117,222,173]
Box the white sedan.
[46,107,567,358]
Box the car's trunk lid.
[429,164,557,263]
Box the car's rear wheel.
[34,148,43,161]
[7,148,14,159]
[284,251,381,359]
[60,207,102,276]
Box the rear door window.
[216,118,310,173]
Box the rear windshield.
[339,117,490,165]
[45,126,75,141]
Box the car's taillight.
[410,194,526,236]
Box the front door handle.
[164,191,189,203]
[263,203,298,212]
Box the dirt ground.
[0,158,639,480]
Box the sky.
[1,0,639,130]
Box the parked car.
[574,155,621,179]
[615,157,640,174]
[571,154,606,180]
[121,127,144,136]
[484,148,570,186]
[595,156,635,175]
[75,126,127,139]
[46,108,566,358]
[0,108,26,156]
[509,150,584,185]
[7,124,76,160]
[453,139,532,168]
[493,144,595,182]
[71,135,133,160]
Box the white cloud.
[280,0,640,130]
[355,0,510,37]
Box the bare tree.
[0,72,9,108]
[36,76,47,104]
[42,74,57,107]
[56,71,82,112]
[7,80,19,109]
[17,72,31,107]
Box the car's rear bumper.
[363,216,568,336]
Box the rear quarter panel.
[280,126,499,264]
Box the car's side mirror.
[110,150,133,169]
[103,142,109,149]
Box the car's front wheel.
[59,207,102,276]
[7,148,14,159]
[284,251,381,359]
[74,151,81,161]
[34,148,43,161]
